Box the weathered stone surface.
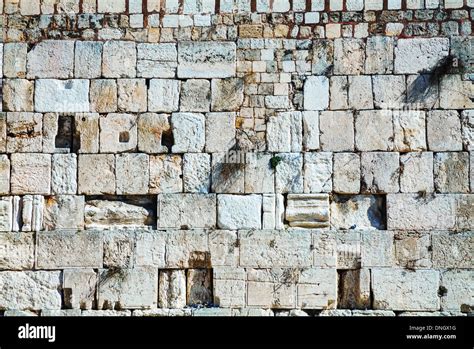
[247,268,296,309]
[211,152,245,193]
[116,153,149,195]
[52,154,77,194]
[99,113,138,153]
[149,155,182,193]
[304,76,329,110]
[178,42,236,78]
[298,268,338,309]
[244,153,274,193]
[393,110,427,151]
[27,40,74,79]
[361,231,395,267]
[348,75,374,110]
[137,43,177,78]
[85,199,153,229]
[6,112,42,153]
[267,112,302,152]
[434,152,470,193]
[158,194,216,229]
[333,153,360,194]
[0,155,10,195]
[75,41,103,78]
[117,79,147,112]
[187,269,212,305]
[319,111,354,151]
[365,36,394,74]
[302,111,319,151]
[205,112,236,152]
[312,40,334,75]
[285,194,329,228]
[0,233,34,270]
[171,113,206,153]
[78,154,116,195]
[0,198,12,232]
[0,271,62,310]
[312,231,337,267]
[275,153,303,193]
[180,79,211,112]
[372,75,406,109]
[427,110,462,151]
[183,153,211,193]
[303,152,332,193]
[43,195,84,231]
[18,195,44,233]
[3,43,27,78]
[213,267,245,308]
[98,267,158,310]
[3,79,34,112]
[90,80,118,113]
[394,38,449,74]
[35,79,90,112]
[165,230,209,268]
[63,269,97,310]
[159,269,186,308]
[102,41,136,78]
[337,269,371,309]
[331,195,385,230]
[138,113,170,153]
[361,152,400,193]
[0,114,6,153]
[400,152,434,193]
[372,269,440,311]
[432,232,473,269]
[355,110,393,151]
[134,231,166,268]
[395,231,432,269]
[217,194,262,229]
[440,270,473,312]
[74,113,99,153]
[439,75,474,109]
[211,78,244,111]
[103,231,136,268]
[461,110,474,150]
[10,153,51,195]
[148,79,180,113]
[334,38,365,75]
[209,230,239,267]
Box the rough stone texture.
[400,152,434,193]
[43,195,85,230]
[432,232,473,269]
[355,110,393,151]
[102,41,136,78]
[361,152,400,193]
[158,194,216,229]
[159,269,186,308]
[99,114,138,153]
[6,112,43,153]
[440,270,473,312]
[10,153,51,195]
[138,113,170,153]
[320,111,354,151]
[394,38,449,74]
[149,155,182,193]
[434,152,470,193]
[85,200,153,229]
[0,233,35,270]
[171,113,206,153]
[304,76,329,111]
[63,269,97,310]
[427,110,462,151]
[35,79,90,112]
[78,155,116,195]
[148,79,180,113]
[331,195,385,230]
[27,40,74,79]
[286,194,329,228]
[3,79,34,112]
[211,78,244,111]
[217,194,262,229]
[52,154,77,195]
[116,153,149,195]
[333,153,360,194]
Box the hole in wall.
[55,114,74,150]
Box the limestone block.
[247,268,296,309]
[103,231,136,268]
[432,232,473,269]
[239,230,312,268]
[244,153,274,193]
[0,233,34,270]
[0,271,62,310]
[37,232,103,269]
[304,152,332,193]
[74,113,99,153]
[0,198,12,230]
[90,80,117,113]
[393,110,427,151]
[116,153,149,195]
[302,111,319,151]
[211,78,244,111]
[52,154,77,194]
[63,269,97,310]
[165,230,210,268]
[361,231,395,267]
[400,152,434,193]
[135,231,166,268]
[158,194,216,229]
[159,270,186,308]
[99,113,138,153]
[330,76,348,110]
[394,232,432,269]
[3,79,34,112]
[331,195,385,230]
[387,194,456,230]
[371,269,440,311]
[312,231,337,267]
[10,153,51,195]
[85,199,153,229]
[209,230,239,267]
[98,0,125,12]
[183,153,211,193]
[333,153,360,194]
[211,152,245,193]
[0,114,6,152]
[180,79,211,112]
[440,75,474,109]
[42,113,75,153]
[117,79,147,113]
[461,110,474,150]
[319,111,354,151]
[275,153,303,193]
[137,43,177,78]
[440,270,473,312]
[74,41,102,78]
[43,195,84,231]
[3,43,27,78]
[337,269,371,309]
[98,267,158,310]
[0,155,10,195]
[434,152,470,193]
[178,41,236,78]
[78,154,116,195]
[217,194,262,229]
[427,110,462,151]
[149,155,182,193]
[336,231,361,269]
[27,40,74,79]
[171,113,205,153]
[348,76,374,110]
[148,79,180,113]
[361,152,400,193]
[102,41,136,78]
[19,195,44,232]
[138,113,170,153]
[205,112,236,152]
[365,36,394,74]
[312,40,334,75]
[267,112,302,152]
[303,76,329,110]
[265,95,290,109]
[286,194,329,228]
[187,269,212,305]
[372,75,406,109]
[35,79,90,112]
[394,38,450,74]
[334,38,365,75]
[297,268,337,309]
[213,267,245,308]
[6,112,42,153]
[406,74,439,109]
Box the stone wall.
[0,0,473,317]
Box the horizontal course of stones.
[0,0,473,317]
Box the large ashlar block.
[10,153,51,195]
[180,79,211,112]
[302,111,319,151]
[78,154,116,195]
[37,231,103,269]
[361,231,395,267]
[400,152,434,193]
[205,112,236,153]
[434,152,470,193]
[372,75,406,109]
[427,110,462,151]
[137,43,177,78]
[312,39,334,75]
[74,41,102,78]
[85,199,153,229]
[116,153,149,195]
[117,79,147,112]
[247,268,297,309]
[334,38,365,75]
[98,267,158,310]
[148,79,180,113]
[348,75,374,110]
[365,36,394,74]
[239,230,313,268]
[361,152,400,193]
[52,154,77,194]
[165,230,210,268]
[393,110,427,151]
[99,114,138,153]
[90,80,118,113]
[440,270,473,312]
[395,231,432,269]
[135,231,166,268]
[183,153,211,193]
[330,76,349,110]
[371,269,440,311]
[394,38,450,74]
[275,153,303,193]
[355,110,393,151]
[187,269,213,306]
[213,267,245,308]
[244,153,274,193]
[211,78,244,111]
[0,113,6,152]
[102,41,136,78]
[432,232,473,269]
[406,74,439,109]
[3,43,27,78]
[267,112,302,152]
[149,155,182,193]
[3,79,34,112]
[171,113,205,153]
[6,112,42,153]
[211,152,245,193]
[461,110,474,150]
[43,195,84,231]
[440,75,474,109]
[0,155,10,195]
[103,231,136,268]
[312,231,337,267]
[35,79,90,112]
[209,230,239,267]
[63,269,97,310]
[0,271,62,310]
[98,0,125,12]
[157,194,216,229]
[303,76,329,110]
[178,41,236,78]
[319,111,354,151]
[285,194,329,228]
[138,113,170,153]
[298,268,337,309]
[0,233,35,270]
[331,195,385,230]
[304,152,332,193]
[333,153,360,194]
[74,113,100,153]
[17,195,44,232]
[337,269,371,309]
[217,194,262,229]
[27,40,74,79]
[159,270,186,309]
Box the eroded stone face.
[27,40,74,79]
